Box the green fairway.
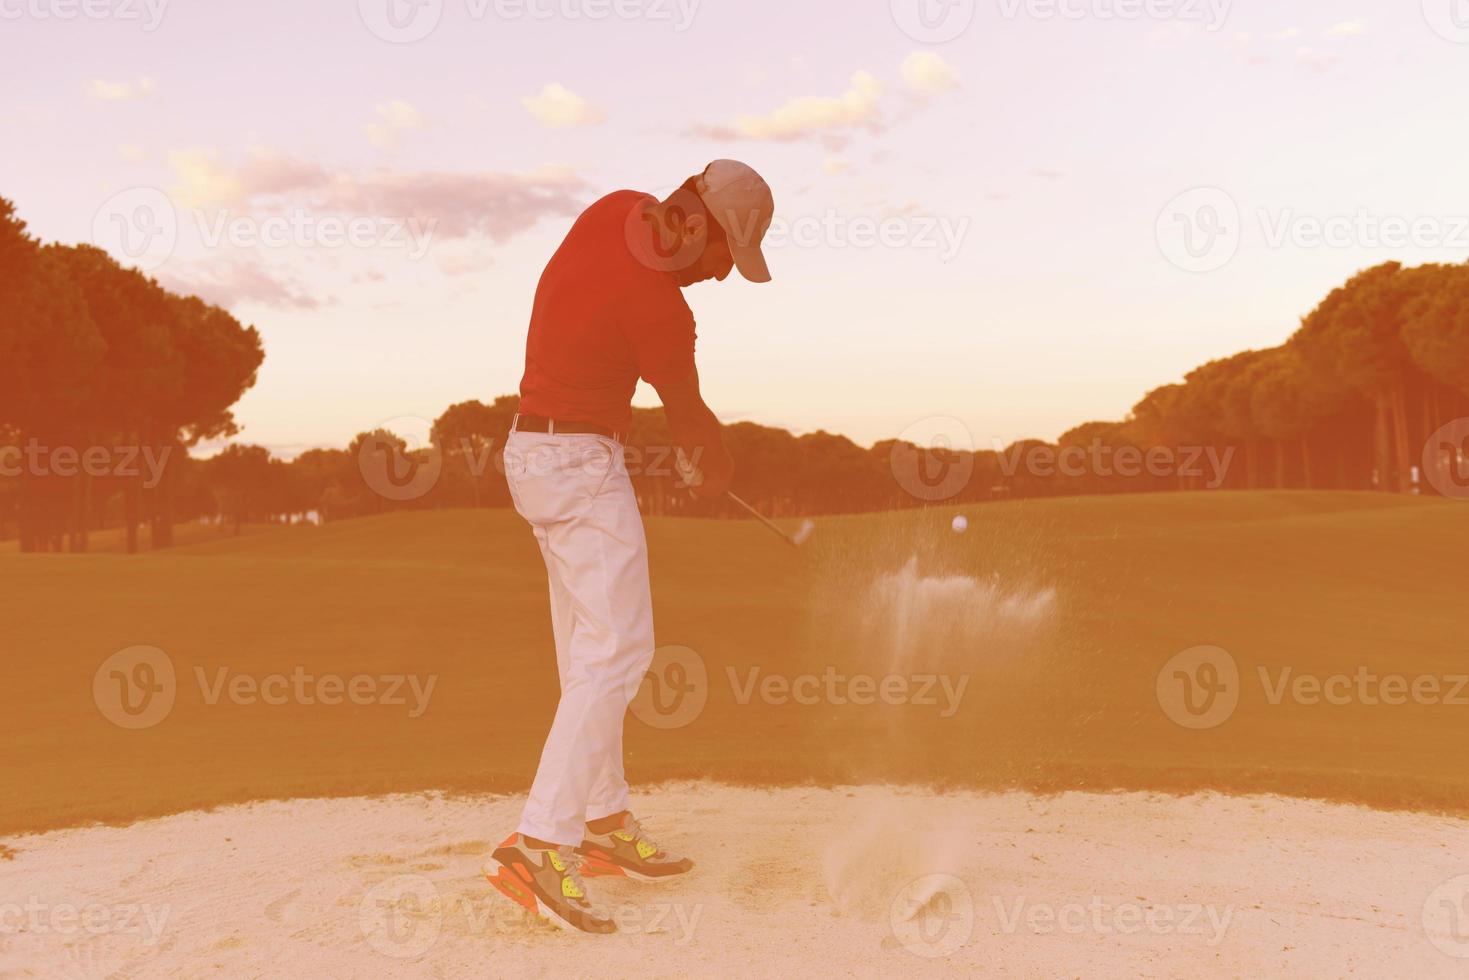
[2,491,1466,837]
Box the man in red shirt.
[485,161,774,934]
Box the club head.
[791,519,816,547]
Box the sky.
[3,0,1469,457]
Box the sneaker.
[484,834,617,935]
[577,813,693,881]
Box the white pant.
[503,428,655,846]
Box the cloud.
[169,150,247,208]
[1328,20,1365,37]
[1265,28,1301,41]
[521,84,606,128]
[823,158,852,176]
[700,71,884,142]
[320,168,586,242]
[900,52,959,95]
[89,77,155,101]
[165,150,588,243]
[1296,47,1341,72]
[364,100,426,149]
[1030,168,1065,180]
[157,258,322,312]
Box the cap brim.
[731,242,772,283]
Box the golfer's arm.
[653,368,733,486]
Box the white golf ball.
[951,515,968,533]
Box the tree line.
[185,259,1467,528]
[4,182,1467,551]
[0,197,264,552]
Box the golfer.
[484,161,775,934]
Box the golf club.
[726,491,816,549]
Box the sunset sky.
[3,0,1468,456]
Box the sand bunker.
[3,784,1467,977]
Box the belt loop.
[511,412,520,433]
[548,418,556,436]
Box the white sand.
[2,784,1467,978]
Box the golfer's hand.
[676,447,734,500]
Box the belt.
[512,413,626,443]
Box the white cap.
[694,160,774,283]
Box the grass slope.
[1,491,1466,835]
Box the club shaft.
[726,491,799,547]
